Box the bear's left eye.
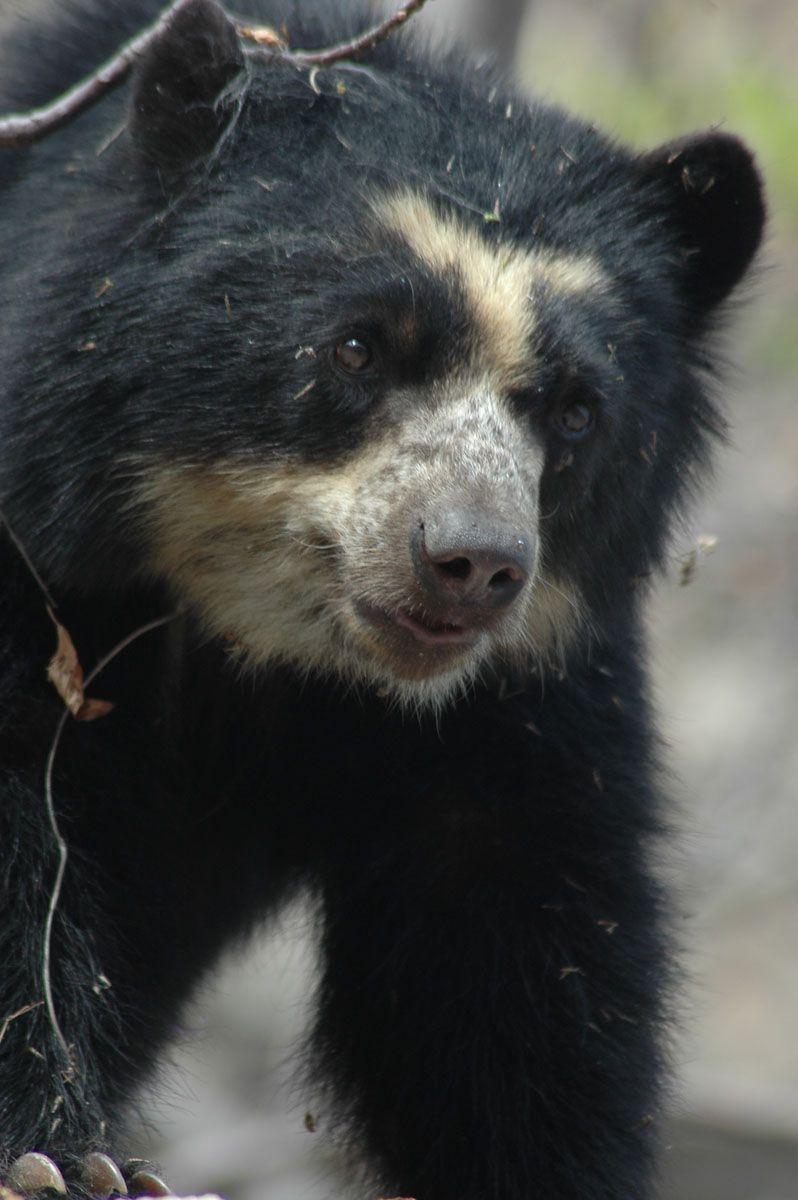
[554,401,594,439]
[334,337,373,375]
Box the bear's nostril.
[436,556,471,582]
[489,567,517,590]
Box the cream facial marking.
[372,189,605,391]
[138,378,583,710]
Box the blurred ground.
[9,0,791,1196]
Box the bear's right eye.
[554,401,594,439]
[334,337,373,375]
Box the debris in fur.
[293,379,317,400]
[483,198,501,223]
[0,1001,44,1046]
[46,609,115,722]
[238,24,287,49]
[559,965,584,980]
[679,533,718,586]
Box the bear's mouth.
[353,600,481,652]
[392,607,477,647]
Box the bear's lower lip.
[354,601,479,649]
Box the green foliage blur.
[517,0,798,371]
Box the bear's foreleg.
[312,697,670,1200]
[0,769,166,1192]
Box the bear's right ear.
[130,0,247,175]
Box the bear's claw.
[5,1154,170,1198]
[7,1154,66,1195]
[79,1155,127,1198]
[121,1165,170,1198]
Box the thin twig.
[42,611,180,1065]
[0,1000,44,1047]
[3,509,181,1063]
[0,507,57,608]
[247,0,433,68]
[0,0,433,149]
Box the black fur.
[0,2,764,1197]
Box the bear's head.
[0,0,765,710]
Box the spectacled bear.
[0,1,765,1197]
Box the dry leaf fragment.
[47,613,84,714]
[238,24,287,48]
[46,609,114,722]
[75,697,115,721]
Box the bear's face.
[140,189,618,707]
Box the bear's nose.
[411,512,534,613]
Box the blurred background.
[118,1,797,1197]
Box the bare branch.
[246,0,434,69]
[0,0,200,148]
[0,0,434,150]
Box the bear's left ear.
[637,131,765,314]
[130,0,247,174]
